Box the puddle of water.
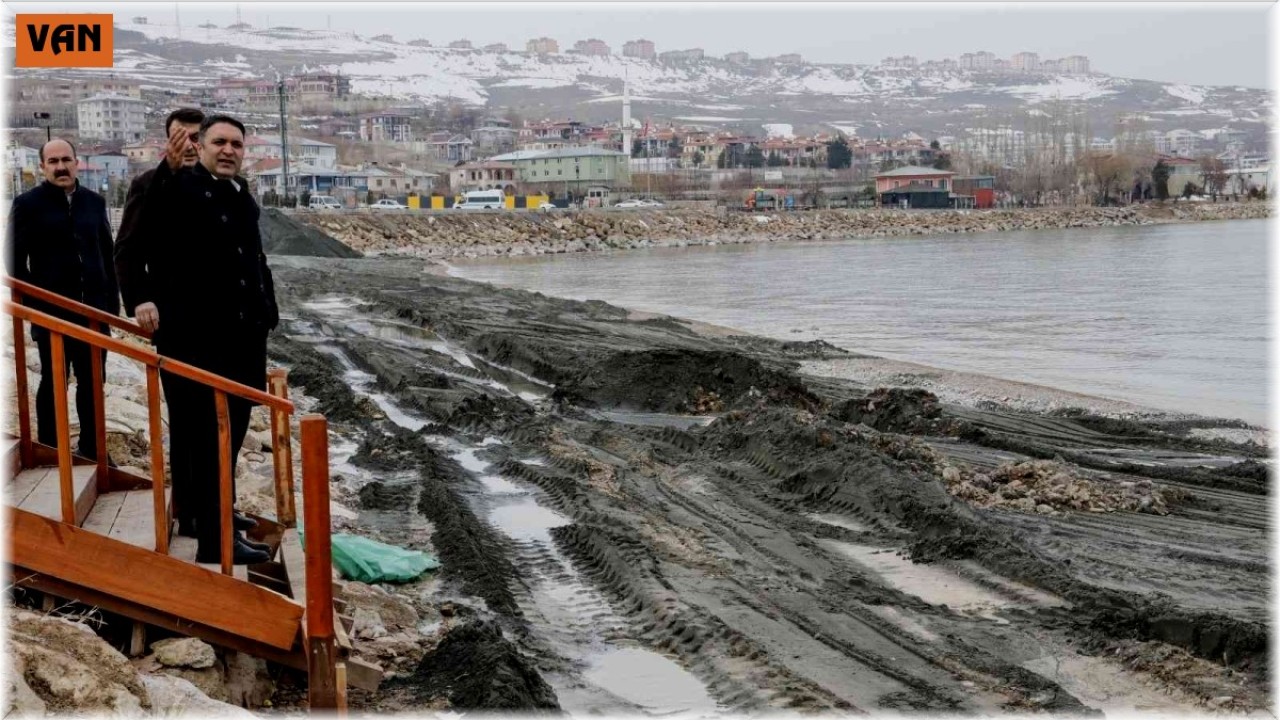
[592,410,719,430]
[808,513,870,533]
[582,646,720,716]
[488,497,572,543]
[1022,654,1206,716]
[478,474,526,495]
[301,296,372,312]
[822,540,1013,621]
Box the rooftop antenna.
[174,3,181,39]
[235,4,242,26]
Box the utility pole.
[278,77,291,206]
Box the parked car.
[614,199,646,208]
[536,202,559,212]
[309,195,342,210]
[371,199,407,211]
[640,199,665,207]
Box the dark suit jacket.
[6,180,120,334]
[114,164,158,317]
[119,162,278,388]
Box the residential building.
[296,72,351,100]
[1158,155,1202,194]
[359,110,414,143]
[1011,52,1040,73]
[471,124,519,155]
[122,138,167,166]
[415,132,474,163]
[245,134,339,169]
[77,94,146,142]
[1165,129,1201,157]
[776,53,802,64]
[489,146,630,191]
[659,48,704,64]
[408,38,432,47]
[725,51,750,64]
[14,77,143,104]
[951,176,996,208]
[449,161,520,192]
[483,43,508,53]
[371,34,395,43]
[527,37,559,55]
[959,50,996,71]
[875,166,956,208]
[449,39,473,49]
[623,39,656,60]
[6,145,41,175]
[573,39,610,56]
[882,55,918,69]
[1062,55,1090,74]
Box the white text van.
[309,195,341,210]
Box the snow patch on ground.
[762,123,794,138]
[998,76,1117,103]
[1165,84,1207,104]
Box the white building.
[245,134,339,169]
[76,94,146,142]
[6,144,41,174]
[1165,129,1201,157]
[1062,55,1090,74]
[1010,52,1040,73]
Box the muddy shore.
[263,253,1270,714]
[287,202,1270,259]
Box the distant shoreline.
[288,202,1270,259]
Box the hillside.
[6,19,1271,142]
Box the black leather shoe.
[196,538,270,565]
[237,531,271,553]
[177,517,198,538]
[233,512,258,531]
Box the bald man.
[5,138,120,463]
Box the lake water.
[450,219,1269,425]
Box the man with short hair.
[115,107,205,537]
[5,139,119,462]
[124,115,278,565]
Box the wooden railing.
[4,277,337,706]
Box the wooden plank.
[9,467,50,508]
[308,636,338,709]
[9,508,303,650]
[13,314,33,469]
[18,465,96,525]
[10,571,309,671]
[334,612,353,651]
[3,435,21,480]
[108,489,170,549]
[50,334,75,525]
[216,392,233,577]
[81,491,126,536]
[279,527,307,606]
[169,535,250,583]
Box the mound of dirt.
[397,619,559,711]
[941,459,1180,516]
[831,388,947,434]
[260,209,362,258]
[554,349,819,413]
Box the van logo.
[16,14,113,67]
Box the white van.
[309,195,341,210]
[453,190,505,210]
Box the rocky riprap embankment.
[286,202,1270,258]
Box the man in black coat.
[124,115,278,565]
[115,107,204,533]
[5,138,119,462]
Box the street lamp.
[33,112,51,142]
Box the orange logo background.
[16,14,113,68]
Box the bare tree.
[1198,155,1228,201]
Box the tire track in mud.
[268,258,1269,711]
[281,295,726,716]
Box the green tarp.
[301,524,440,583]
[332,534,440,583]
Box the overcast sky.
[9,2,1273,88]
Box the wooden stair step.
[11,465,97,525]
[81,487,173,551]
[3,435,20,478]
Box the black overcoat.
[6,180,120,335]
[118,162,278,389]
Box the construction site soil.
[263,246,1271,715]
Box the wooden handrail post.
[268,368,296,527]
[146,367,168,554]
[301,413,337,709]
[215,391,234,576]
[12,312,33,469]
[89,320,109,492]
[49,333,75,525]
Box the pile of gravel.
[259,209,362,258]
